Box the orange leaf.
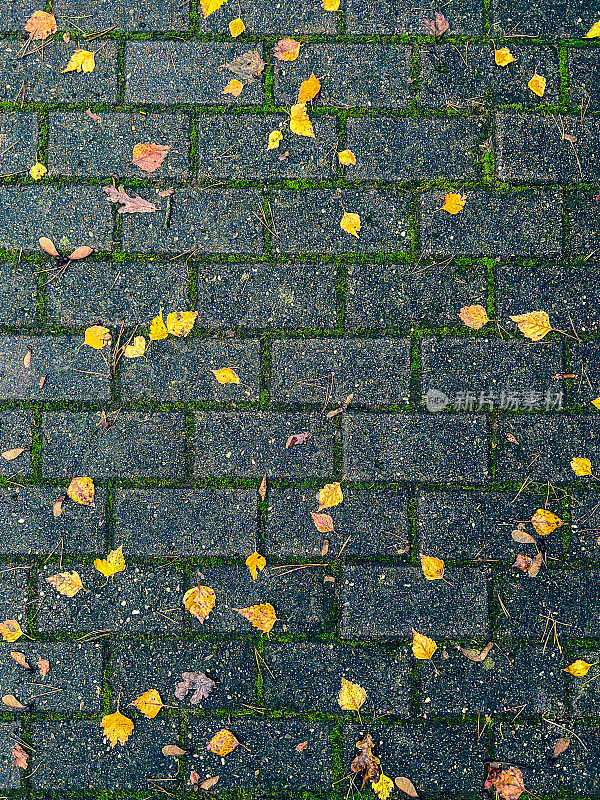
[11,743,28,769]
[459,304,489,329]
[420,555,445,580]
[338,149,356,166]
[222,79,243,97]
[442,192,466,214]
[25,10,56,39]
[311,512,334,533]
[0,620,24,642]
[273,38,301,61]
[297,73,321,104]
[207,728,240,756]
[132,143,171,173]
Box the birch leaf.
[318,482,343,510]
[166,311,197,337]
[236,602,277,633]
[207,728,239,756]
[46,571,84,597]
[222,78,243,97]
[340,211,361,238]
[150,311,168,341]
[183,585,216,623]
[443,192,466,214]
[84,325,110,350]
[459,304,489,329]
[273,38,301,61]
[297,73,321,104]
[63,49,95,74]
[373,774,394,800]
[510,311,551,341]
[229,18,245,36]
[200,0,227,18]
[101,710,134,747]
[531,509,563,536]
[268,130,283,150]
[131,689,163,719]
[94,545,126,579]
[290,103,315,137]
[528,70,546,97]
[212,367,240,384]
[25,11,57,39]
[245,551,266,580]
[123,336,146,358]
[564,659,593,677]
[571,457,592,476]
[420,555,445,580]
[495,47,515,66]
[132,143,170,173]
[338,678,366,712]
[586,20,600,37]
[411,628,437,660]
[338,149,356,166]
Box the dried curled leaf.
[84,325,111,350]
[510,311,551,341]
[131,689,163,719]
[420,555,445,580]
[422,12,449,37]
[458,641,494,662]
[222,78,243,97]
[175,671,215,704]
[564,659,593,677]
[103,185,157,214]
[3,694,25,710]
[513,552,542,577]
[207,728,239,756]
[273,37,301,61]
[286,432,312,448]
[94,545,126,579]
[395,776,419,798]
[459,304,489,329]
[236,602,277,633]
[132,143,171,173]
[183,585,216,623]
[411,628,437,660]
[63,49,95,73]
[267,130,283,150]
[551,737,570,758]
[484,763,525,800]
[297,73,321,104]
[338,149,356,166]
[25,11,57,39]
[246,551,266,580]
[531,509,563,536]
[67,476,95,506]
[443,192,466,214]
[46,571,84,597]
[38,658,49,677]
[101,710,134,747]
[12,743,28,769]
[258,473,267,500]
[201,777,220,790]
[11,651,32,670]
[571,457,592,476]
[318,482,343,511]
[311,512,334,533]
[290,103,315,138]
[166,311,197,337]
[351,734,380,787]
[511,528,537,545]
[373,774,394,800]
[224,50,265,83]
[494,47,515,66]
[162,744,188,756]
[229,17,245,36]
[340,211,361,238]
[338,678,366,712]
[528,70,546,97]
[212,367,240,384]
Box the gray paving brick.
[0,723,20,789]
[119,338,261,401]
[569,48,600,109]
[194,411,334,477]
[45,260,189,327]
[195,0,337,33]
[493,0,600,39]
[341,565,489,639]
[0,113,38,174]
[0,261,37,326]
[111,639,255,710]
[496,417,600,481]
[271,338,411,405]
[570,343,600,405]
[265,487,409,558]
[37,564,185,633]
[53,0,189,31]
[421,44,560,108]
[347,0,481,33]
[41,412,186,478]
[421,190,562,257]
[187,718,331,791]
[195,261,336,330]
[568,191,600,256]
[0,642,103,713]
[0,0,39,30]
[570,491,600,562]
[0,411,31,476]
[343,413,489,481]
[272,189,410,255]
[114,488,256,557]
[262,642,411,714]
[346,116,482,181]
[48,113,190,178]
[0,570,29,632]
[421,645,564,714]
[30,718,181,790]
[569,647,600,713]
[120,187,263,254]
[124,42,264,104]
[272,44,412,108]
[0,485,106,555]
[0,39,117,103]
[347,261,487,329]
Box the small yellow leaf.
[0,621,23,643]
[84,325,111,350]
[46,571,84,597]
[585,20,600,37]
[101,710,134,747]
[94,545,126,580]
[62,49,95,74]
[267,130,283,150]
[323,0,340,9]
[236,602,277,633]
[150,311,168,341]
[200,0,227,18]
[131,689,163,719]
[212,367,240,384]
[412,628,437,660]
[494,47,515,67]
[183,585,216,623]
[531,509,563,537]
[123,336,146,358]
[246,551,266,580]
[338,149,356,166]
[571,457,592,476]
[528,70,546,97]
[67,476,95,506]
[340,211,361,238]
[510,311,551,341]
[564,659,593,677]
[222,78,243,97]
[373,774,394,800]
[318,482,343,510]
[420,555,445,580]
[207,728,240,756]
[459,304,489,329]
[443,192,466,214]
[297,73,321,104]
[29,162,47,180]
[229,17,245,36]
[290,103,315,138]
[338,678,366,712]
[592,397,600,410]
[166,311,197,337]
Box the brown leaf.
[190,770,200,790]
[351,733,381,787]
[321,538,329,556]
[484,764,525,800]
[39,374,47,388]
[11,743,28,769]
[10,651,32,670]
[552,737,570,759]
[258,473,267,501]
[200,777,220,790]
[23,347,31,368]
[511,528,537,545]
[423,12,449,37]
[326,393,354,419]
[206,728,240,756]
[2,694,26,710]
[53,495,65,518]
[162,744,188,756]
[395,777,419,798]
[2,448,25,461]
[310,512,334,533]
[158,188,174,197]
[132,143,171,173]
[286,432,313,449]
[505,432,519,444]
[39,237,59,257]
[68,246,93,260]
[86,108,101,122]
[458,641,494,662]
[295,741,308,752]
[527,552,543,577]
[37,658,50,677]
[103,185,157,214]
[223,50,265,83]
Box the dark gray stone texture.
[0,113,38,174]
[196,0,336,33]
[346,0,482,33]
[570,343,600,405]
[569,48,600,109]
[568,191,600,256]
[569,648,600,713]
[0,411,31,476]
[570,491,600,562]
[493,0,600,39]
[0,0,39,30]
[0,723,21,789]
[0,261,37,326]
[0,570,29,632]
[53,0,189,31]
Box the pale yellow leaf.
[395,776,419,798]
[84,325,110,349]
[150,311,168,341]
[411,628,437,660]
[123,336,146,358]
[290,103,315,137]
[3,694,25,710]
[94,545,126,579]
[101,710,134,747]
[564,659,593,677]
[586,20,600,37]
[166,311,197,337]
[131,689,163,719]
[222,78,243,97]
[46,571,84,597]
[200,0,227,18]
[236,602,277,633]
[67,476,95,506]
[229,17,245,36]
[207,728,239,756]
[29,162,47,180]
[531,509,563,536]
[509,311,551,341]
[338,149,356,166]
[2,448,25,461]
[571,457,592,476]
[318,482,343,510]
[528,70,546,97]
[212,367,240,384]
[246,551,266,580]
[340,211,360,238]
[494,47,515,66]
[183,585,216,623]
[62,49,95,74]
[338,678,366,712]
[267,130,283,150]
[459,304,489,329]
[420,555,445,580]
[443,192,466,214]
[373,774,394,800]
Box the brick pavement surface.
[0,0,597,796]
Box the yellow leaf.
[245,551,266,580]
[46,571,84,597]
[101,710,134,747]
[564,659,593,677]
[25,10,57,39]
[318,482,343,510]
[494,47,515,66]
[420,555,445,580]
[183,585,216,623]
[212,367,240,384]
[29,162,47,180]
[166,311,197,337]
[592,397,600,410]
[412,628,437,660]
[236,602,277,633]
[340,211,361,238]
[290,103,315,138]
[207,728,239,756]
[338,678,366,712]
[323,0,340,9]
[338,149,356,166]
[459,304,489,329]
[531,509,563,537]
[443,192,466,214]
[273,38,301,61]
[63,49,96,74]
[571,457,592,476]
[0,621,23,643]
[84,325,111,350]
[200,0,227,18]
[123,336,146,358]
[373,774,394,800]
[267,130,283,150]
[150,311,168,341]
[509,311,551,341]
[67,476,95,506]
[297,73,321,104]
[131,689,163,719]
[229,17,245,36]
[222,78,243,97]
[585,20,600,37]
[94,545,126,579]
[528,70,546,97]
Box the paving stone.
[48,113,190,178]
[495,570,600,638]
[272,44,412,108]
[569,647,600,713]
[495,417,600,481]
[124,42,265,104]
[262,641,412,714]
[196,114,338,179]
[111,639,256,710]
[45,260,189,327]
[343,413,489,481]
[347,0,481,33]
[570,343,600,405]
[418,490,563,563]
[270,338,411,406]
[421,645,564,715]
[195,261,336,330]
[421,190,562,257]
[341,565,489,639]
[0,0,39,29]
[493,0,600,38]
[195,0,337,33]
[185,565,335,635]
[0,39,117,103]
[0,113,38,174]
[53,0,189,31]
[0,723,21,789]
[120,187,263,254]
[0,642,103,713]
[421,44,560,108]
[119,338,261,401]
[30,718,181,790]
[36,564,185,633]
[265,487,409,558]
[346,261,487,329]
[0,260,37,326]
[344,723,487,793]
[0,485,106,555]
[568,191,600,256]
[0,186,113,252]
[0,411,31,476]
[346,116,483,181]
[569,491,600,562]
[41,412,186,478]
[194,411,334,477]
[187,718,331,791]
[114,488,256,557]
[569,48,600,109]
[272,189,410,255]
[0,570,28,632]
